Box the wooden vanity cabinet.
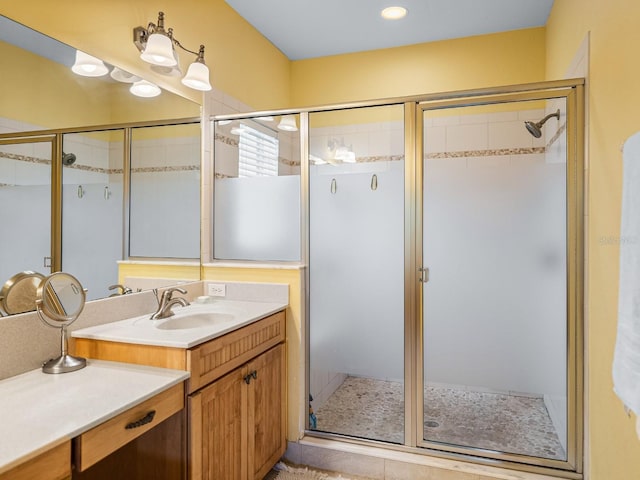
[72,310,287,480]
[189,344,285,480]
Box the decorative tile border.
[0,152,49,166]
[0,152,199,174]
[547,122,567,149]
[214,132,239,147]
[426,146,545,159]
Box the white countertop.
[71,299,287,348]
[0,360,189,474]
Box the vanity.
[0,360,189,480]
[71,299,288,480]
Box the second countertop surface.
[0,360,189,474]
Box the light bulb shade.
[140,33,176,66]
[181,61,212,91]
[71,50,109,77]
[277,115,298,131]
[110,67,141,83]
[130,80,161,98]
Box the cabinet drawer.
[0,441,70,480]
[187,311,285,393]
[74,382,184,472]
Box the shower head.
[62,152,76,166]
[524,109,560,138]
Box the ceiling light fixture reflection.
[256,116,274,122]
[71,50,109,77]
[129,80,161,98]
[277,115,298,131]
[381,6,408,20]
[309,154,327,165]
[110,67,141,83]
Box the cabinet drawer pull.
[125,410,156,429]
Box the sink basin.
[155,312,235,330]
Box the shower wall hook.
[77,185,84,198]
[330,178,337,194]
[104,186,111,200]
[371,174,378,191]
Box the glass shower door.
[308,104,405,443]
[0,136,54,286]
[421,99,569,462]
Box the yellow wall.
[0,0,290,109]
[0,40,112,128]
[202,266,304,441]
[547,1,640,479]
[0,38,199,130]
[291,27,546,107]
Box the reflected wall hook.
[371,174,378,191]
[331,178,337,194]
[104,186,111,200]
[77,185,84,198]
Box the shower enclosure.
[210,79,584,477]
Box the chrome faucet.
[151,287,190,320]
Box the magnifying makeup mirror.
[36,272,87,373]
[0,271,45,316]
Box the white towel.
[613,132,640,415]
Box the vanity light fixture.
[134,12,212,91]
[130,79,162,98]
[381,6,408,20]
[71,50,109,77]
[277,115,298,131]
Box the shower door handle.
[419,267,429,283]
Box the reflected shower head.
[62,152,76,166]
[524,109,560,138]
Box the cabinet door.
[189,368,247,480]
[247,344,286,480]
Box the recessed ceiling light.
[381,6,408,20]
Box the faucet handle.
[161,287,187,302]
[108,284,132,296]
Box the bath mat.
[264,462,360,480]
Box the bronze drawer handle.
[243,370,258,384]
[125,410,156,429]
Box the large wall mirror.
[0,15,202,308]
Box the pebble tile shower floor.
[314,376,565,460]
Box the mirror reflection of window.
[213,116,301,262]
[129,123,201,259]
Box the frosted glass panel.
[0,140,51,287]
[308,105,405,444]
[213,116,301,261]
[129,123,200,258]
[214,176,300,261]
[422,101,568,460]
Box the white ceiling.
[225,0,554,60]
